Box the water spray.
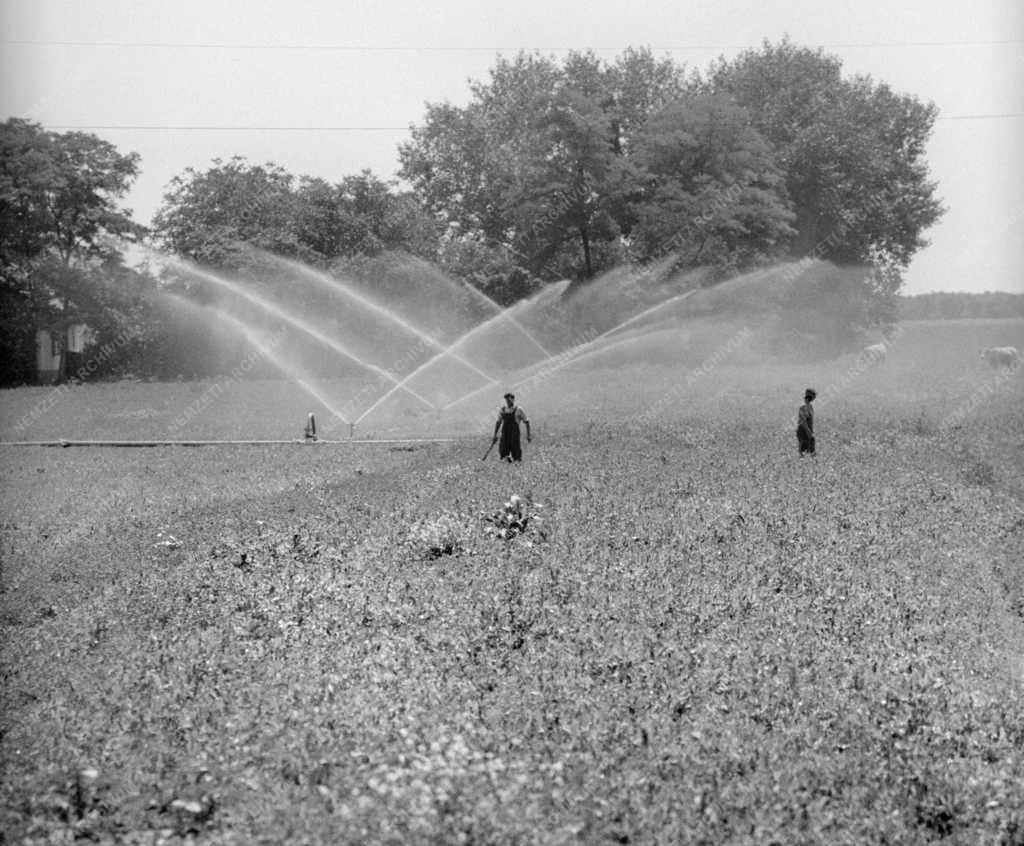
[353,281,571,426]
[146,248,438,411]
[441,288,698,412]
[268,255,503,386]
[161,290,350,425]
[461,279,557,358]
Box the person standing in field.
[493,392,531,463]
[797,387,817,456]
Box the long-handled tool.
[482,437,497,461]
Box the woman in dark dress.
[493,392,531,463]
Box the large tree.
[400,48,795,288]
[1,120,141,265]
[0,118,144,384]
[404,42,943,314]
[709,38,944,290]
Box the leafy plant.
[483,493,545,542]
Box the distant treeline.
[899,292,1024,320]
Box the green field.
[2,318,1024,844]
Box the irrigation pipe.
[0,438,459,448]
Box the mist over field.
[3,257,1020,444]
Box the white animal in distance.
[980,346,1020,369]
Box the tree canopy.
[400,41,943,312]
[0,118,145,383]
[709,38,944,287]
[152,159,437,274]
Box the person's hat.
[804,388,817,400]
[504,392,515,399]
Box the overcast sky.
[1,0,1021,295]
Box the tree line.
[898,292,1024,320]
[1,39,947,385]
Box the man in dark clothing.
[797,387,817,456]
[493,392,531,463]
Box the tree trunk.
[790,185,824,258]
[55,250,74,384]
[56,298,70,385]
[690,235,709,265]
[580,226,593,279]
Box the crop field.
[2,318,1024,844]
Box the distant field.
[2,317,1023,843]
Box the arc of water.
[193,302,350,423]
[268,254,503,388]
[353,280,571,424]
[441,288,698,411]
[159,254,438,410]
[537,288,698,368]
[583,289,698,348]
[544,329,650,371]
[460,280,555,359]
